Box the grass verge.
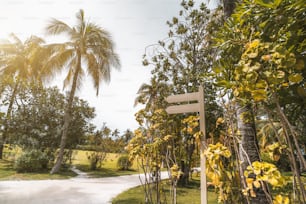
[112,178,218,204]
[0,149,138,180]
[0,160,76,180]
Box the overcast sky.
[0,0,215,133]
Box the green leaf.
[247,52,258,59]
[276,71,285,79]
[254,0,274,8]
[288,73,303,83]
[255,80,267,89]
[246,72,258,82]
[253,180,261,188]
[216,80,232,88]
[233,88,240,97]
[250,63,261,71]
[213,66,223,74]
[251,89,267,101]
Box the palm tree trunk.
[0,80,19,159]
[237,103,271,204]
[51,53,81,174]
[221,0,271,202]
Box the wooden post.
[199,85,207,204]
[165,85,207,204]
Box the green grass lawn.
[0,149,138,180]
[0,159,76,180]
[112,178,218,204]
[72,150,138,169]
[72,151,122,168]
[71,150,139,177]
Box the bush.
[87,151,107,170]
[117,155,132,170]
[15,150,49,173]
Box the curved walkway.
[0,168,168,204]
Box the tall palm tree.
[0,34,46,159]
[45,9,120,174]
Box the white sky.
[0,0,216,133]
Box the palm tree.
[45,9,120,174]
[0,34,46,159]
[221,1,270,203]
[134,77,168,110]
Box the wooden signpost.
[165,86,207,204]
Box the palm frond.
[43,10,121,98]
[82,23,120,95]
[76,9,86,35]
[85,53,100,95]
[45,18,74,36]
[9,33,23,48]
[134,83,152,107]
[0,41,18,55]
[42,45,75,80]
[25,35,45,47]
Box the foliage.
[85,125,110,170]
[117,155,132,170]
[112,178,219,204]
[14,150,49,173]
[0,159,76,180]
[209,0,306,203]
[72,151,138,177]
[265,143,287,162]
[244,161,289,203]
[5,85,95,153]
[127,124,167,203]
[0,150,137,180]
[131,1,224,202]
[87,151,106,170]
[130,0,306,202]
[0,34,48,159]
[45,9,120,174]
[204,143,233,203]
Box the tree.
[130,1,223,203]
[7,85,95,157]
[0,34,47,159]
[143,0,223,185]
[44,9,120,174]
[211,0,306,203]
[122,129,134,145]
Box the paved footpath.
[0,170,168,204]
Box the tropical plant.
[14,149,49,173]
[210,0,306,203]
[85,124,112,170]
[8,85,95,154]
[44,9,120,174]
[130,1,225,203]
[117,155,132,170]
[0,34,47,159]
